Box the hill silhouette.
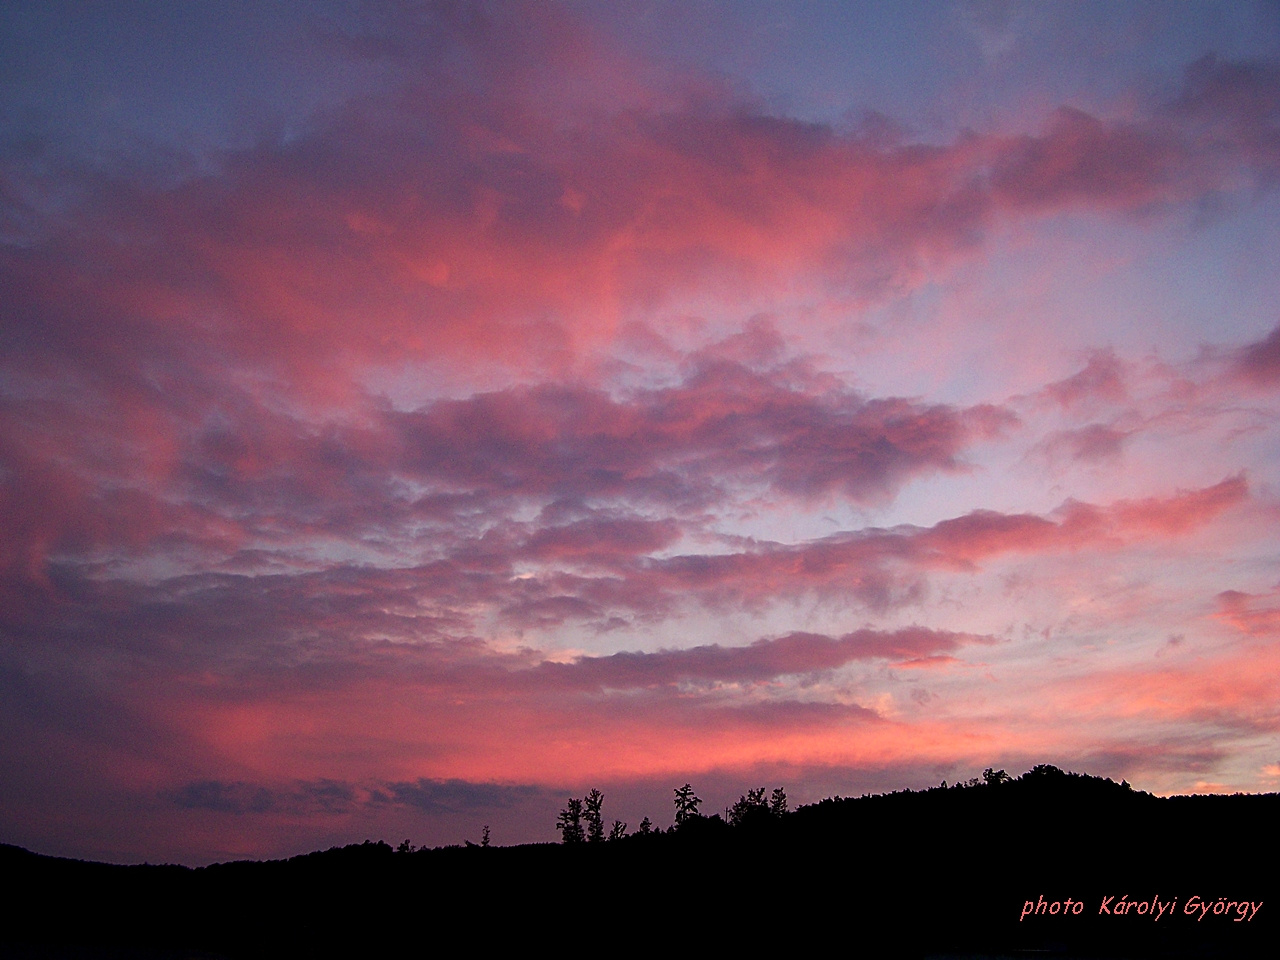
[1,765,1272,957]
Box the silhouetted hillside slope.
[1,766,1273,957]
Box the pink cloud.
[1234,322,1280,386]
[540,626,993,689]
[990,107,1186,212]
[1036,423,1130,463]
[1043,350,1129,408]
[1106,474,1249,536]
[390,364,989,510]
[1215,588,1280,638]
[4,43,1275,406]
[1047,639,1280,737]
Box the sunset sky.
[3,0,1280,865]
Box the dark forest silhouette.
[1,765,1273,958]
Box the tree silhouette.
[584,789,605,843]
[608,820,628,841]
[673,783,702,826]
[481,825,490,847]
[729,787,768,827]
[983,767,1011,786]
[556,797,585,843]
[637,816,653,835]
[769,787,788,816]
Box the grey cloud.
[378,778,542,813]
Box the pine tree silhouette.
[556,797,585,843]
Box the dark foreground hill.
[1,766,1274,958]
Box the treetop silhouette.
[556,797,584,843]
[584,788,605,843]
[728,785,788,827]
[673,783,702,826]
